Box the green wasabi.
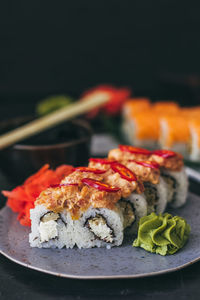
[133,213,190,256]
[36,95,73,116]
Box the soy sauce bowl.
[0,117,92,184]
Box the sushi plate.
[0,192,200,279]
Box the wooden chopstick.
[0,91,110,150]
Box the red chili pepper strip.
[152,150,176,158]
[89,158,117,165]
[82,178,120,192]
[128,160,160,169]
[119,145,151,155]
[50,183,78,188]
[76,167,106,174]
[111,163,137,182]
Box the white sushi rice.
[29,205,75,249]
[144,177,168,214]
[190,126,200,161]
[154,177,168,213]
[73,205,124,249]
[161,167,189,208]
[124,193,148,235]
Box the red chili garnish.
[152,150,176,158]
[82,178,120,192]
[111,163,137,181]
[75,167,106,174]
[89,158,117,165]
[119,145,151,155]
[50,183,78,188]
[128,160,160,169]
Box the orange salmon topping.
[161,116,190,147]
[131,111,160,140]
[123,98,151,118]
[152,101,179,114]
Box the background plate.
[0,192,200,279]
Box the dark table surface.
[1,101,200,300]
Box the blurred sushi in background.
[121,98,200,161]
[122,98,155,148]
[189,119,200,161]
[122,98,151,119]
[159,115,190,157]
[152,101,180,114]
[122,110,160,149]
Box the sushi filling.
[143,182,158,212]
[85,214,115,243]
[39,212,62,243]
[162,174,177,202]
[40,212,60,222]
[118,200,135,229]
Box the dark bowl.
[0,117,92,184]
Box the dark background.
[0,0,200,120]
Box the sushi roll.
[189,119,200,161]
[74,205,124,249]
[161,168,188,208]
[122,100,180,149]
[29,185,77,249]
[124,160,168,214]
[61,167,126,249]
[100,163,148,234]
[109,145,188,210]
[122,98,151,120]
[109,159,167,214]
[119,193,147,235]
[143,177,168,214]
[88,157,148,234]
[29,205,75,249]
[151,150,188,207]
[159,116,190,157]
[107,152,167,213]
[28,145,189,250]
[29,174,124,249]
[123,161,166,214]
[122,111,160,149]
[122,99,151,144]
[74,179,124,248]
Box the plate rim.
[0,244,200,280]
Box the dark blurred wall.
[0,0,200,106]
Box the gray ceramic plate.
[0,192,200,279]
